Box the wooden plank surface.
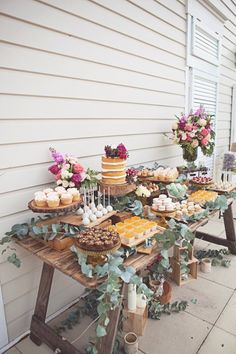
[60,210,117,228]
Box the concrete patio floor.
[4,209,236,354]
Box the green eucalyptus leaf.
[96,324,107,337]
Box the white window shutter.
[192,19,221,65]
[192,71,218,173]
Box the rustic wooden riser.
[59,210,117,228]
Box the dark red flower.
[48,164,60,175]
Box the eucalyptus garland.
[71,246,152,354]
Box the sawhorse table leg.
[30,262,80,353]
[195,203,236,255]
[30,262,122,354]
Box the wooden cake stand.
[99,182,136,197]
[75,241,121,265]
[28,199,82,213]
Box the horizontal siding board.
[0,145,180,216]
[0,43,185,95]
[89,0,186,43]
[0,95,182,120]
[0,0,185,68]
[0,17,185,82]
[39,0,186,56]
[153,0,186,18]
[0,119,173,145]
[0,69,185,106]
[0,133,171,169]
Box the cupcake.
[159,194,167,200]
[61,193,73,205]
[55,186,66,196]
[158,205,165,211]
[67,188,80,201]
[47,195,60,208]
[43,188,54,195]
[34,194,47,207]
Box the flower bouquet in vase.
[171,106,215,168]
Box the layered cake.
[101,144,129,185]
[76,228,121,251]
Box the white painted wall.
[0,0,234,348]
[0,0,187,345]
[217,0,236,155]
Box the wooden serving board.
[136,240,157,254]
[28,199,82,213]
[206,185,236,194]
[59,210,117,228]
[121,226,165,248]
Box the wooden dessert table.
[15,236,160,354]
[15,198,236,353]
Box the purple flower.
[48,164,60,175]
[71,173,82,185]
[52,151,64,164]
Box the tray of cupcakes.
[28,187,82,213]
[151,194,204,221]
[138,167,179,183]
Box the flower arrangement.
[135,185,151,198]
[126,167,138,184]
[171,106,215,161]
[48,148,98,189]
[104,143,129,159]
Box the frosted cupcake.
[43,188,54,195]
[34,194,47,207]
[55,186,66,196]
[60,193,73,205]
[47,195,60,208]
[67,188,80,201]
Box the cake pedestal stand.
[74,241,121,266]
[152,209,176,227]
[99,182,136,197]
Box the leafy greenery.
[205,195,228,213]
[195,248,231,268]
[71,246,152,353]
[1,216,81,267]
[148,300,188,320]
[111,194,143,216]
[81,168,100,189]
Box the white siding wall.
[217,0,236,156]
[0,0,187,344]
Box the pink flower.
[192,139,199,148]
[201,138,208,146]
[71,173,82,185]
[186,135,192,142]
[185,124,193,132]
[55,172,61,180]
[73,163,85,174]
[48,164,60,175]
[201,128,209,137]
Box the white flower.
[68,157,79,164]
[61,169,71,179]
[62,180,69,188]
[181,133,187,141]
[189,132,195,138]
[57,179,62,185]
[191,139,199,148]
[64,163,70,169]
[199,118,207,127]
[172,121,178,130]
[135,185,151,198]
[69,182,75,187]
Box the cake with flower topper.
[101,143,129,184]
